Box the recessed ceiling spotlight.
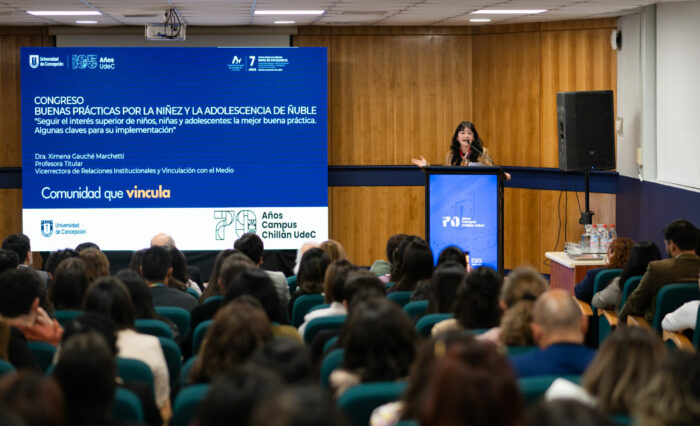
[255,10,324,15]
[27,11,102,16]
[471,9,547,15]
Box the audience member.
[662,271,700,332]
[1,233,50,285]
[432,266,502,335]
[436,245,468,269]
[188,297,272,384]
[248,385,345,426]
[331,297,416,397]
[48,257,89,311]
[43,249,80,279]
[496,266,548,346]
[619,219,700,324]
[140,245,198,312]
[370,233,407,277]
[592,241,662,310]
[390,240,433,292]
[249,338,312,385]
[74,241,99,252]
[319,239,347,263]
[82,276,170,412]
[78,248,110,283]
[235,233,290,310]
[575,236,634,303]
[150,233,203,287]
[150,232,176,248]
[0,248,19,273]
[167,246,201,295]
[289,248,331,315]
[633,350,700,426]
[0,371,65,426]
[0,268,63,346]
[199,248,237,302]
[509,289,595,378]
[389,235,422,284]
[128,248,146,273]
[426,261,466,314]
[298,259,353,337]
[0,316,39,370]
[527,400,612,426]
[419,337,522,426]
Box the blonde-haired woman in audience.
[319,239,347,263]
[79,247,110,283]
[496,266,549,346]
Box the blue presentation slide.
[21,47,328,250]
[428,174,499,269]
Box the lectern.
[423,167,506,273]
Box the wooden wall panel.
[0,189,22,238]
[330,35,472,166]
[540,27,617,168]
[504,188,541,270]
[329,186,424,266]
[472,32,541,167]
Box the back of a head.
[1,234,30,263]
[297,248,331,293]
[319,239,346,263]
[390,235,422,282]
[234,233,264,264]
[198,365,282,426]
[618,241,663,289]
[248,385,345,426]
[428,262,466,313]
[78,248,110,283]
[343,270,385,310]
[454,266,502,329]
[0,249,19,274]
[150,233,176,248]
[342,297,416,382]
[326,260,356,304]
[217,253,256,291]
[61,312,118,356]
[83,276,135,329]
[0,268,42,318]
[420,339,521,426]
[0,371,65,426]
[501,266,548,308]
[54,332,116,425]
[527,400,612,426]
[224,268,284,323]
[168,246,190,283]
[437,246,467,268]
[140,245,171,282]
[75,242,100,252]
[394,240,434,292]
[532,289,582,336]
[50,257,89,311]
[663,218,700,251]
[386,233,408,263]
[607,237,635,269]
[115,269,157,319]
[583,326,666,415]
[250,338,312,385]
[44,249,80,277]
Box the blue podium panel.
[425,168,503,272]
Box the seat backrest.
[518,375,582,405]
[323,335,340,355]
[134,319,174,339]
[185,288,200,300]
[117,357,155,394]
[320,348,345,389]
[180,355,198,387]
[620,275,644,307]
[158,336,182,392]
[507,345,538,356]
[171,383,210,426]
[291,294,325,328]
[403,300,429,321]
[415,313,453,337]
[693,309,700,349]
[113,387,144,423]
[192,320,213,355]
[651,283,700,331]
[384,282,394,290]
[308,303,331,313]
[337,381,408,426]
[287,275,298,296]
[304,315,346,345]
[27,341,56,373]
[386,291,413,308]
[155,306,191,337]
[202,295,223,305]
[54,310,83,327]
[591,269,623,314]
[0,359,15,378]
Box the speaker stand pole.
[579,170,594,225]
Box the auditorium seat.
[627,283,700,331]
[337,381,408,426]
[287,275,298,296]
[304,315,346,345]
[134,319,174,339]
[172,383,210,426]
[157,336,182,393]
[117,357,155,394]
[663,308,700,352]
[387,291,412,308]
[403,300,429,321]
[518,375,581,405]
[415,313,453,337]
[320,348,344,389]
[575,269,622,318]
[27,341,56,373]
[202,295,223,305]
[192,320,212,356]
[308,303,331,313]
[323,335,340,355]
[180,356,198,387]
[291,294,325,328]
[155,306,191,337]
[0,359,15,377]
[597,275,644,344]
[113,387,145,424]
[54,309,83,327]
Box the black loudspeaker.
[557,90,616,171]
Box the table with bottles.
[545,251,608,294]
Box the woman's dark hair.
[390,235,422,282]
[83,276,136,329]
[44,248,80,277]
[200,249,238,302]
[616,241,662,290]
[325,259,355,304]
[167,246,191,284]
[341,297,417,383]
[419,338,521,426]
[250,339,312,385]
[297,248,330,294]
[449,121,484,165]
[437,246,467,268]
[49,257,89,310]
[128,249,146,273]
[454,266,502,329]
[393,240,434,292]
[0,371,65,426]
[427,261,466,314]
[61,312,118,356]
[224,269,285,324]
[386,234,408,263]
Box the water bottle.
[590,224,599,252]
[609,224,617,241]
[600,224,610,251]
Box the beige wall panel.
[330,186,424,266]
[472,32,541,167]
[0,189,22,239]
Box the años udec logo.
[214,210,256,240]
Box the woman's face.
[457,127,474,151]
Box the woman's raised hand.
[411,155,428,167]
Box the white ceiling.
[0,0,680,26]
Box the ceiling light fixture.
[27,11,102,16]
[274,21,296,24]
[469,18,491,23]
[471,9,547,15]
[76,20,98,24]
[254,10,324,15]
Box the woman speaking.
[412,121,495,167]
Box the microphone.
[467,142,510,180]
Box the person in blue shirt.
[510,289,596,378]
